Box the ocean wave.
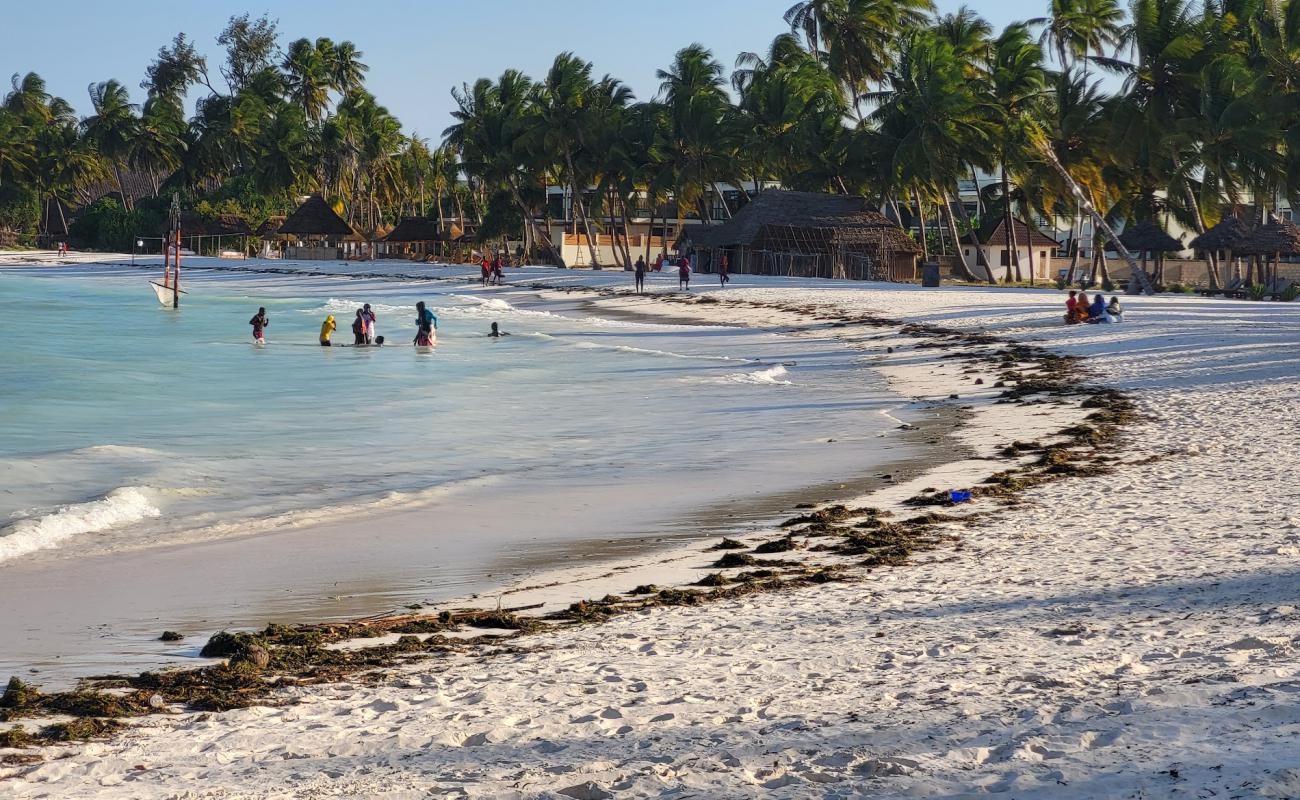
[306,299,415,316]
[0,487,161,562]
[571,341,758,362]
[716,365,794,385]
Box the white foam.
[719,365,793,385]
[308,299,414,316]
[0,487,161,562]
[570,341,757,362]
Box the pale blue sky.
[5,0,1048,140]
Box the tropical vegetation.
[1,2,1298,286]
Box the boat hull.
[150,282,188,306]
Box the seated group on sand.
[1065,291,1123,325]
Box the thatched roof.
[689,190,917,255]
[1237,219,1300,256]
[755,222,921,254]
[160,213,252,236]
[1118,220,1183,253]
[277,196,358,239]
[256,216,285,236]
[961,214,1059,248]
[1187,216,1252,251]
[384,217,443,243]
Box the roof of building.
[1118,220,1183,253]
[1187,215,1252,251]
[688,190,918,253]
[1237,219,1300,256]
[384,217,444,243]
[277,196,359,239]
[160,213,253,236]
[961,214,1059,248]
[256,216,285,236]
[755,222,922,254]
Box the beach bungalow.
[277,196,362,261]
[1118,221,1184,287]
[960,215,1059,282]
[383,217,444,261]
[684,190,922,281]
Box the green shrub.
[1280,284,1300,302]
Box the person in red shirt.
[481,257,491,285]
[678,255,691,291]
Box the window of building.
[1040,251,1047,261]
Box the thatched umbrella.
[1119,221,1183,286]
[1237,219,1300,289]
[1188,216,1252,286]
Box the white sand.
[5,264,1300,798]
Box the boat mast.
[168,194,181,308]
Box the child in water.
[415,301,438,346]
[489,322,509,338]
[249,308,268,343]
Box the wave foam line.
[0,487,161,562]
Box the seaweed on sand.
[708,538,747,551]
[753,535,799,554]
[715,552,758,568]
[780,505,856,528]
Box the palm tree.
[83,80,139,210]
[282,38,333,123]
[983,23,1049,283]
[132,97,187,196]
[534,53,603,266]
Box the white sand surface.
[5,265,1300,798]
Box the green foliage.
[1246,284,1268,301]
[68,198,159,251]
[1280,284,1300,302]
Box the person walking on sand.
[492,256,504,285]
[634,256,647,294]
[679,255,691,291]
[719,252,730,286]
[249,307,269,344]
[362,303,377,344]
[481,257,491,286]
[414,301,438,346]
[654,252,664,272]
[351,309,367,345]
[319,314,336,347]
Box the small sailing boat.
[151,194,187,307]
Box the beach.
[4,255,1300,798]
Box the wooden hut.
[277,196,361,260]
[1118,221,1183,286]
[384,217,444,261]
[1188,215,1252,286]
[687,190,921,281]
[959,214,1059,282]
[1237,219,1300,290]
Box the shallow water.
[0,261,915,681]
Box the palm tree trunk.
[565,154,600,268]
[1001,162,1020,283]
[508,179,564,267]
[112,162,131,212]
[942,192,980,282]
[912,188,930,263]
[1032,137,1154,294]
[1023,212,1037,285]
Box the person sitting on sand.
[1064,290,1080,325]
[1073,294,1092,324]
[1106,296,1124,323]
[1086,292,1107,322]
[415,301,438,346]
[489,322,510,338]
[249,308,269,344]
[320,314,336,347]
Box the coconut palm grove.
[0,1,1296,288]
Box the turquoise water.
[0,263,904,565]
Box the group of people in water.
[1065,291,1124,325]
[249,301,450,347]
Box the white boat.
[150,280,188,306]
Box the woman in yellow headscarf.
[319,314,336,346]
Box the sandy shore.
[5,260,1300,797]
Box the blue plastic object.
[949,489,972,504]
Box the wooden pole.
[173,226,181,308]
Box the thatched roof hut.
[1118,220,1183,253]
[384,217,443,243]
[256,216,285,236]
[1236,219,1300,256]
[686,190,920,281]
[278,196,358,239]
[691,190,913,250]
[1188,216,1252,252]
